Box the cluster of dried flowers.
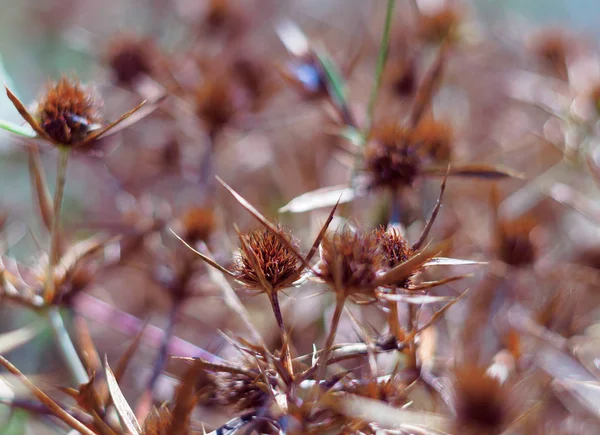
[1,0,600,434]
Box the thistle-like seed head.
[180,207,216,244]
[417,6,463,44]
[235,226,301,292]
[195,72,240,135]
[35,77,102,145]
[412,117,453,162]
[142,405,181,435]
[364,124,420,190]
[105,35,157,86]
[453,366,511,433]
[373,226,414,268]
[317,228,384,296]
[211,371,268,412]
[496,216,537,267]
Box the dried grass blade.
[422,164,524,179]
[169,229,235,277]
[27,145,54,232]
[104,356,141,435]
[305,201,339,263]
[0,355,96,435]
[374,240,450,286]
[279,185,357,213]
[5,85,52,140]
[413,167,448,250]
[0,320,45,354]
[82,100,147,145]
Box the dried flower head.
[384,56,417,97]
[317,228,384,296]
[496,216,537,267]
[105,35,158,86]
[364,124,420,189]
[180,207,216,244]
[35,77,102,145]
[453,365,512,434]
[195,71,241,135]
[374,226,413,268]
[235,226,302,292]
[531,30,569,80]
[142,405,181,435]
[211,371,268,412]
[417,6,462,44]
[412,117,453,162]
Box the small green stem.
[364,0,396,134]
[314,295,346,387]
[44,146,70,304]
[351,0,396,184]
[47,306,89,385]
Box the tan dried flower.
[234,226,302,292]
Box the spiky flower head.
[453,365,512,434]
[234,226,302,292]
[364,124,421,190]
[317,228,384,297]
[105,35,157,86]
[180,207,216,244]
[496,216,537,267]
[34,77,102,146]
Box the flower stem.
[364,0,396,135]
[314,295,346,386]
[47,306,89,385]
[41,146,88,385]
[269,292,293,377]
[44,146,70,304]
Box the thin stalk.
[351,0,396,183]
[44,146,70,304]
[364,0,396,134]
[135,300,180,422]
[405,304,417,370]
[47,306,89,385]
[268,292,293,377]
[314,295,346,388]
[388,300,404,342]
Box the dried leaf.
[324,392,451,431]
[105,356,141,435]
[423,257,486,267]
[279,185,357,213]
[5,85,52,140]
[377,294,455,304]
[423,164,524,179]
[27,146,53,232]
[0,320,45,354]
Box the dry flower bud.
[105,35,158,86]
[235,226,301,292]
[35,77,102,145]
[317,228,384,296]
[180,207,216,244]
[364,124,420,189]
[453,365,512,434]
[496,216,537,267]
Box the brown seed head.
[142,405,181,435]
[364,124,420,190]
[105,35,157,86]
[589,83,600,116]
[496,216,537,267]
[531,31,569,80]
[417,7,462,44]
[35,77,102,145]
[211,371,268,412]
[317,228,384,296]
[235,226,301,292]
[384,56,417,97]
[180,207,216,244]
[412,117,453,162]
[195,71,242,135]
[453,366,511,433]
[373,226,414,268]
